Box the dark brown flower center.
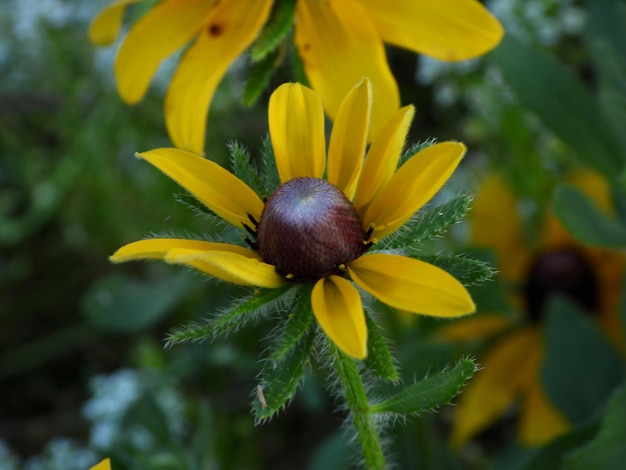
[523,248,598,321]
[254,177,369,283]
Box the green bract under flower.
[110,79,475,360]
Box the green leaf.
[228,141,266,196]
[521,423,598,470]
[81,273,188,333]
[370,358,477,415]
[174,191,215,218]
[191,401,216,466]
[243,48,280,106]
[541,297,625,424]
[382,195,472,249]
[260,135,281,197]
[553,184,626,249]
[308,430,352,470]
[564,382,626,470]
[363,312,399,382]
[587,37,626,164]
[269,285,314,362]
[165,285,294,346]
[250,0,296,62]
[587,0,626,64]
[253,327,315,421]
[491,34,624,179]
[415,253,496,286]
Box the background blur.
[1,1,625,469]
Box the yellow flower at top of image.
[441,172,625,447]
[89,0,503,154]
[109,79,475,360]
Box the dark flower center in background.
[256,177,368,283]
[523,248,598,321]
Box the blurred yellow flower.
[89,0,503,153]
[442,172,624,447]
[110,79,475,359]
[90,458,111,470]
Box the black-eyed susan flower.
[442,172,624,447]
[89,0,503,153]
[110,79,475,360]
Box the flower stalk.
[332,343,385,470]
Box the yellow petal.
[88,0,141,46]
[165,247,286,288]
[295,0,399,140]
[348,254,475,317]
[519,382,570,446]
[268,83,326,182]
[137,148,264,228]
[353,105,414,213]
[363,142,465,240]
[114,0,217,104]
[470,174,531,283]
[90,458,111,470]
[110,238,246,263]
[165,0,273,152]
[327,78,371,200]
[311,276,367,359]
[450,328,539,447]
[360,0,504,61]
[436,313,511,342]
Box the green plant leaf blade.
[250,0,296,62]
[541,297,624,424]
[491,34,624,179]
[363,312,399,382]
[166,285,294,346]
[370,358,477,415]
[382,194,472,249]
[553,185,626,249]
[243,48,280,107]
[415,253,495,286]
[81,273,188,333]
[253,328,315,421]
[269,285,314,363]
[563,382,626,470]
[522,423,599,470]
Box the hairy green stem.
[332,344,386,469]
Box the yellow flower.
[90,459,111,470]
[89,0,503,153]
[110,79,475,360]
[442,172,625,447]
